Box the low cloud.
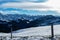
[0,2,50,10]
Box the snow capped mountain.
[0,13,60,26]
[0,14,60,33]
[0,13,40,21]
[0,8,60,33]
[0,8,60,22]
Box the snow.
[0,25,59,40]
[1,24,60,37]
[11,24,60,37]
[0,33,8,36]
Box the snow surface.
[11,25,60,37]
[0,25,60,37]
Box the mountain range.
[0,8,60,33]
[0,13,60,33]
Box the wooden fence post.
[51,23,54,40]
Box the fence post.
[51,23,54,40]
[11,26,13,40]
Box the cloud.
[0,0,60,13]
[0,0,47,4]
[40,0,60,12]
[0,0,18,4]
[0,9,59,16]
[0,2,51,10]
[17,0,47,2]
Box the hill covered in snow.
[12,25,60,36]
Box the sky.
[0,0,60,15]
[0,0,46,2]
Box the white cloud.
[0,0,60,13]
[0,2,51,10]
[40,0,60,12]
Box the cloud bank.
[1,0,60,12]
[0,0,47,4]
[0,0,60,15]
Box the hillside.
[0,14,60,33]
[12,25,60,36]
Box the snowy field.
[13,24,60,36]
[0,25,60,40]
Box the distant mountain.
[0,8,60,33]
[0,13,60,33]
[0,13,60,25]
[0,13,41,21]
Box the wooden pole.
[51,23,54,40]
[11,26,13,39]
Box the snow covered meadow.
[0,25,60,40]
